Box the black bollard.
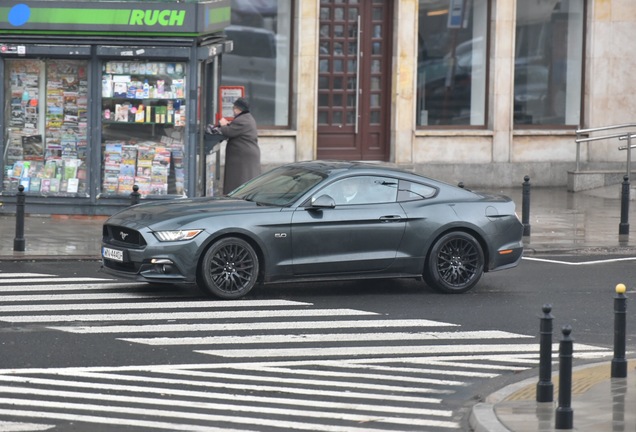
[619,175,630,236]
[536,304,554,402]
[522,175,531,237]
[555,325,574,430]
[611,283,628,378]
[13,185,26,252]
[130,184,141,206]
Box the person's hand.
[219,117,230,126]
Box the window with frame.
[3,59,90,197]
[221,0,292,127]
[319,176,398,206]
[514,0,584,126]
[416,0,488,127]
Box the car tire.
[198,237,259,299]
[424,231,484,294]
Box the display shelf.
[100,60,187,198]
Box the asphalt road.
[0,256,634,431]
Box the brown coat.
[218,111,261,194]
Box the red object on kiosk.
[217,86,245,123]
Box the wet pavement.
[2,185,636,431]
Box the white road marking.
[523,256,636,266]
[0,273,57,278]
[196,343,608,359]
[0,395,458,430]
[6,372,445,404]
[0,277,113,284]
[0,273,613,431]
[0,421,53,431]
[0,384,453,418]
[0,409,261,432]
[0,283,148,292]
[50,318,458,334]
[120,330,532,346]
[158,367,464,388]
[0,299,309,312]
[0,292,190,302]
[0,308,376,323]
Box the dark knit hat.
[233,97,249,112]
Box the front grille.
[103,224,147,248]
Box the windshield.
[228,166,327,206]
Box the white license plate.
[102,247,124,262]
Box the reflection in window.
[221,0,292,126]
[514,0,583,126]
[417,0,487,126]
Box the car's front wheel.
[424,231,484,293]
[198,237,259,299]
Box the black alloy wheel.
[424,231,484,293]
[198,237,259,299]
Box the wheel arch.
[196,231,267,283]
[425,225,490,272]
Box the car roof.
[287,160,410,176]
[285,160,477,197]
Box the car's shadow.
[249,277,435,299]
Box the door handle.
[379,215,402,222]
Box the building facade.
[1,0,633,215]
[233,0,635,190]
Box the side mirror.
[308,194,336,209]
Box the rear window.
[397,180,437,201]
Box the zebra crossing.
[0,272,612,431]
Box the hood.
[106,197,277,230]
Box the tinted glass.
[229,166,326,206]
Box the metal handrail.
[575,124,636,175]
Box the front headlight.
[153,229,203,242]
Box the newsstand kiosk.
[0,0,232,215]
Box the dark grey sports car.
[101,161,523,299]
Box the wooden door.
[317,0,393,161]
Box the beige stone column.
[491,0,516,163]
[392,0,418,165]
[294,1,320,161]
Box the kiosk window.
[3,59,89,196]
[100,61,187,197]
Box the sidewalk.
[470,361,636,432]
[1,185,636,432]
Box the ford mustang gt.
[101,161,523,299]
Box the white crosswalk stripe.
[0,272,612,431]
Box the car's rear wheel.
[424,231,484,293]
[198,237,259,299]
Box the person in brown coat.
[216,97,261,194]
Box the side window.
[319,176,398,205]
[397,180,437,201]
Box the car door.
[290,175,406,275]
